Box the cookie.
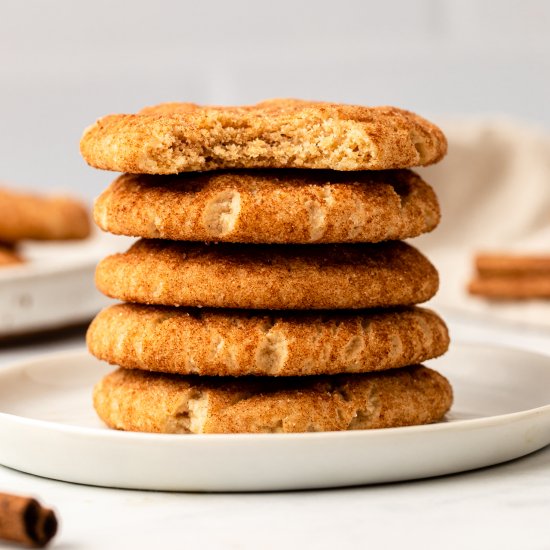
[95,240,439,309]
[0,187,90,242]
[80,98,447,174]
[0,244,23,266]
[94,169,440,244]
[93,365,452,434]
[468,276,550,299]
[88,304,449,376]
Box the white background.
[1,0,549,199]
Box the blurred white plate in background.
[0,342,549,492]
[0,231,132,337]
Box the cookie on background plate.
[0,187,90,242]
[80,99,447,174]
[0,244,23,267]
[93,365,453,434]
[88,304,449,376]
[94,169,440,244]
[95,240,439,310]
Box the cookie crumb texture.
[95,239,439,309]
[93,365,453,434]
[94,170,440,244]
[80,99,447,174]
[88,304,449,376]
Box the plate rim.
[0,256,98,281]
[1,344,550,444]
[0,230,130,282]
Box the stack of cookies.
[81,99,452,434]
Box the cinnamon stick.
[474,253,550,277]
[468,275,550,299]
[468,253,550,299]
[0,493,58,547]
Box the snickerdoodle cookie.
[80,99,447,174]
[87,304,449,376]
[0,186,90,242]
[93,364,452,434]
[94,170,440,244]
[95,239,439,309]
[0,244,23,266]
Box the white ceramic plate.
[0,343,549,492]
[0,233,132,336]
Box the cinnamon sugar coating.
[94,169,440,244]
[80,99,447,174]
[94,365,453,434]
[88,304,449,376]
[95,239,439,309]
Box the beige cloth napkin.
[413,117,550,329]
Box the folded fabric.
[416,117,550,329]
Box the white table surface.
[1,311,549,550]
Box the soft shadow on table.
[227,444,550,496]
[315,443,550,496]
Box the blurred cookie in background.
[0,184,91,267]
[0,183,115,338]
[0,243,23,267]
[0,185,90,243]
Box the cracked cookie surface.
[80,99,447,174]
[95,239,439,309]
[93,364,452,433]
[88,304,449,376]
[94,169,440,244]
